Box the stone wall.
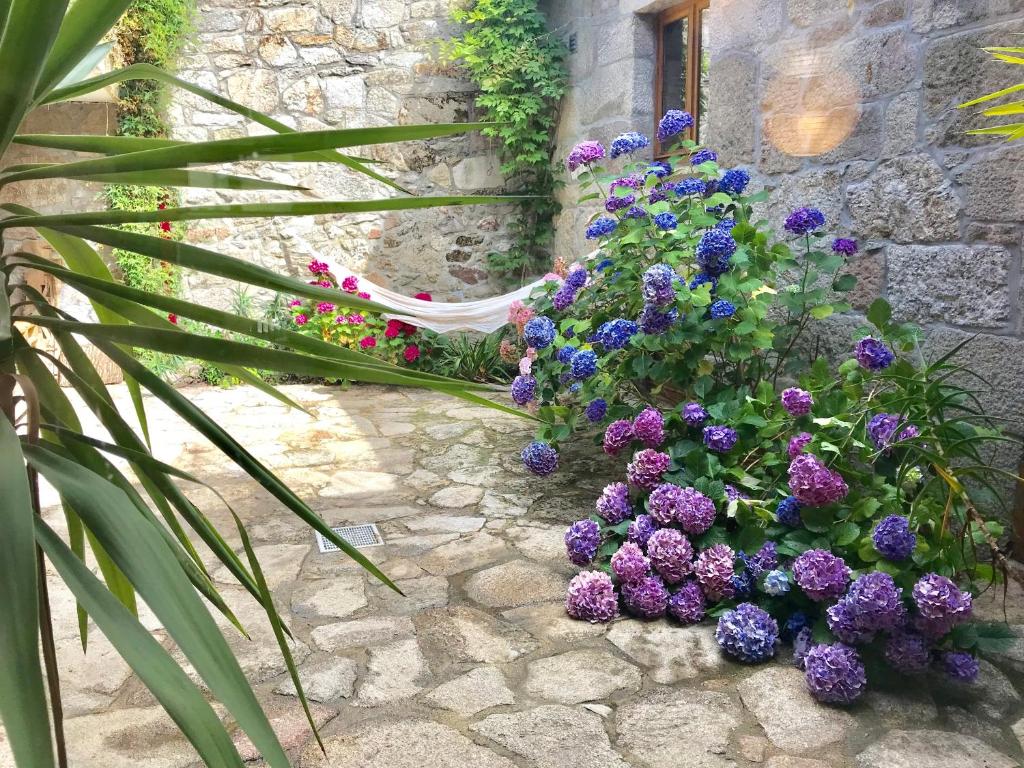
[168,0,517,307]
[544,0,1024,507]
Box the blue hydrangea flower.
[596,318,638,349]
[695,229,738,276]
[556,345,577,364]
[776,496,802,526]
[688,272,718,292]
[716,602,779,663]
[570,349,598,379]
[653,211,678,231]
[585,216,618,240]
[709,299,736,319]
[657,109,694,141]
[642,263,676,306]
[521,441,558,476]
[510,374,536,405]
[638,304,678,335]
[674,177,707,196]
[763,569,791,596]
[595,258,614,272]
[855,337,895,371]
[783,611,811,641]
[784,207,826,236]
[610,131,651,158]
[646,160,673,179]
[716,217,736,231]
[585,398,608,423]
[691,148,718,165]
[718,168,750,195]
[523,316,556,349]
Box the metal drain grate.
[315,523,384,553]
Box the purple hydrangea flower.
[585,217,618,240]
[783,207,826,236]
[627,514,657,549]
[610,131,651,158]
[695,543,736,601]
[610,175,643,193]
[611,542,650,584]
[788,431,813,458]
[668,580,706,623]
[605,193,635,213]
[566,141,606,172]
[647,528,695,584]
[622,574,669,618]
[596,318,639,349]
[826,600,876,645]
[564,267,588,290]
[641,263,677,306]
[845,572,906,632]
[775,496,802,526]
[625,205,648,219]
[585,398,608,423]
[627,449,671,490]
[793,549,850,601]
[633,407,665,447]
[676,487,717,535]
[565,570,619,622]
[658,109,694,141]
[781,387,814,416]
[675,177,707,196]
[703,425,738,453]
[521,441,558,476]
[523,316,556,349]
[510,375,536,405]
[553,285,577,311]
[603,419,635,455]
[884,631,931,674]
[793,626,814,669]
[898,425,920,441]
[854,336,895,371]
[564,519,600,566]
[804,643,867,704]
[763,569,791,596]
[788,454,849,507]
[832,237,858,256]
[691,148,718,165]
[716,603,779,663]
[682,402,709,427]
[638,303,679,335]
[867,413,901,449]
[595,482,633,524]
[941,651,980,682]
[718,168,750,196]
[695,229,738,276]
[648,483,686,526]
[912,573,972,637]
[872,515,917,561]
[570,349,598,379]
[653,211,678,230]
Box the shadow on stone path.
[6,384,1024,768]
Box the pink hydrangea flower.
[341,275,359,292]
[360,336,377,349]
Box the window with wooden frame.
[654,1,711,155]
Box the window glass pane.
[660,17,687,114]
[697,8,710,143]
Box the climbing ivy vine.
[442,0,568,284]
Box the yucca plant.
[959,42,1024,140]
[0,2,531,767]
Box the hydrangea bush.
[288,259,432,366]
[521,114,1015,705]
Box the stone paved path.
[6,384,1024,768]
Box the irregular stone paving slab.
[356,637,431,706]
[318,470,403,501]
[418,532,509,576]
[57,631,133,714]
[1012,717,1024,752]
[234,701,337,761]
[472,705,628,768]
[501,601,609,643]
[929,659,1021,719]
[862,689,938,728]
[63,706,197,768]
[738,666,855,754]
[855,729,1017,768]
[310,616,414,651]
[414,605,538,663]
[429,485,485,508]
[291,574,367,619]
[404,515,486,533]
[766,758,833,768]
[275,657,358,702]
[315,504,424,524]
[525,649,641,704]
[211,543,309,589]
[606,621,728,683]
[425,666,515,716]
[300,718,515,768]
[616,688,741,768]
[463,559,566,608]
[370,574,450,615]
[505,523,573,563]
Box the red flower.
[159,221,171,233]
[158,202,167,210]
[167,313,178,324]
[414,292,432,301]
[402,322,417,337]
[384,319,403,339]
[404,344,421,362]
[360,336,377,349]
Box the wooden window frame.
[654,0,710,155]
